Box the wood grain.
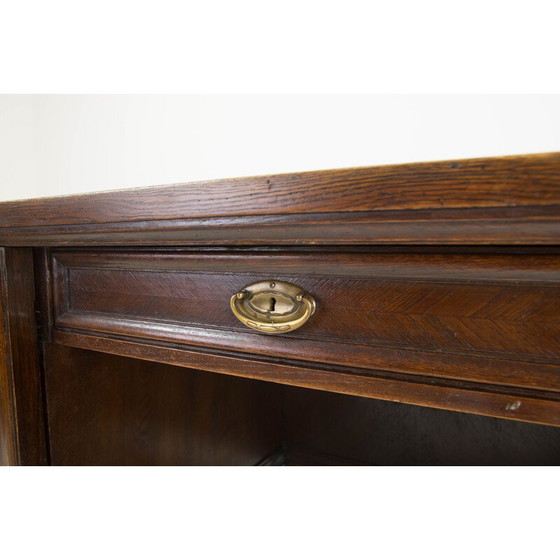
[3,152,560,463]
[44,344,282,466]
[0,248,48,465]
[283,387,560,465]
[52,250,560,394]
[1,153,559,246]
[0,249,18,465]
[53,329,560,427]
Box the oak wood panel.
[2,152,559,464]
[53,248,560,280]
[1,153,559,246]
[66,268,559,359]
[52,250,560,393]
[0,248,48,465]
[1,206,559,246]
[44,344,282,466]
[0,249,18,465]
[4,153,560,225]
[34,248,54,345]
[53,330,560,427]
[283,387,560,466]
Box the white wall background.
[0,95,559,202]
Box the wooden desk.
[1,153,560,465]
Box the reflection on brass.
[230,280,316,334]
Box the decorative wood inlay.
[52,250,560,396]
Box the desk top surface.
[0,152,559,246]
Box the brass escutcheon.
[230,280,316,334]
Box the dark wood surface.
[54,250,560,373]
[0,249,17,465]
[41,346,560,466]
[47,248,560,426]
[1,153,560,464]
[53,329,560,428]
[283,386,560,466]
[44,345,282,466]
[0,153,559,246]
[0,248,48,465]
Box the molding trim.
[1,153,559,246]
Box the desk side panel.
[0,248,48,466]
[43,344,282,466]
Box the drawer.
[51,250,560,394]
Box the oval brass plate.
[230,280,316,334]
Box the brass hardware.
[230,280,316,334]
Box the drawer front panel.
[52,251,560,393]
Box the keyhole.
[269,297,276,312]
